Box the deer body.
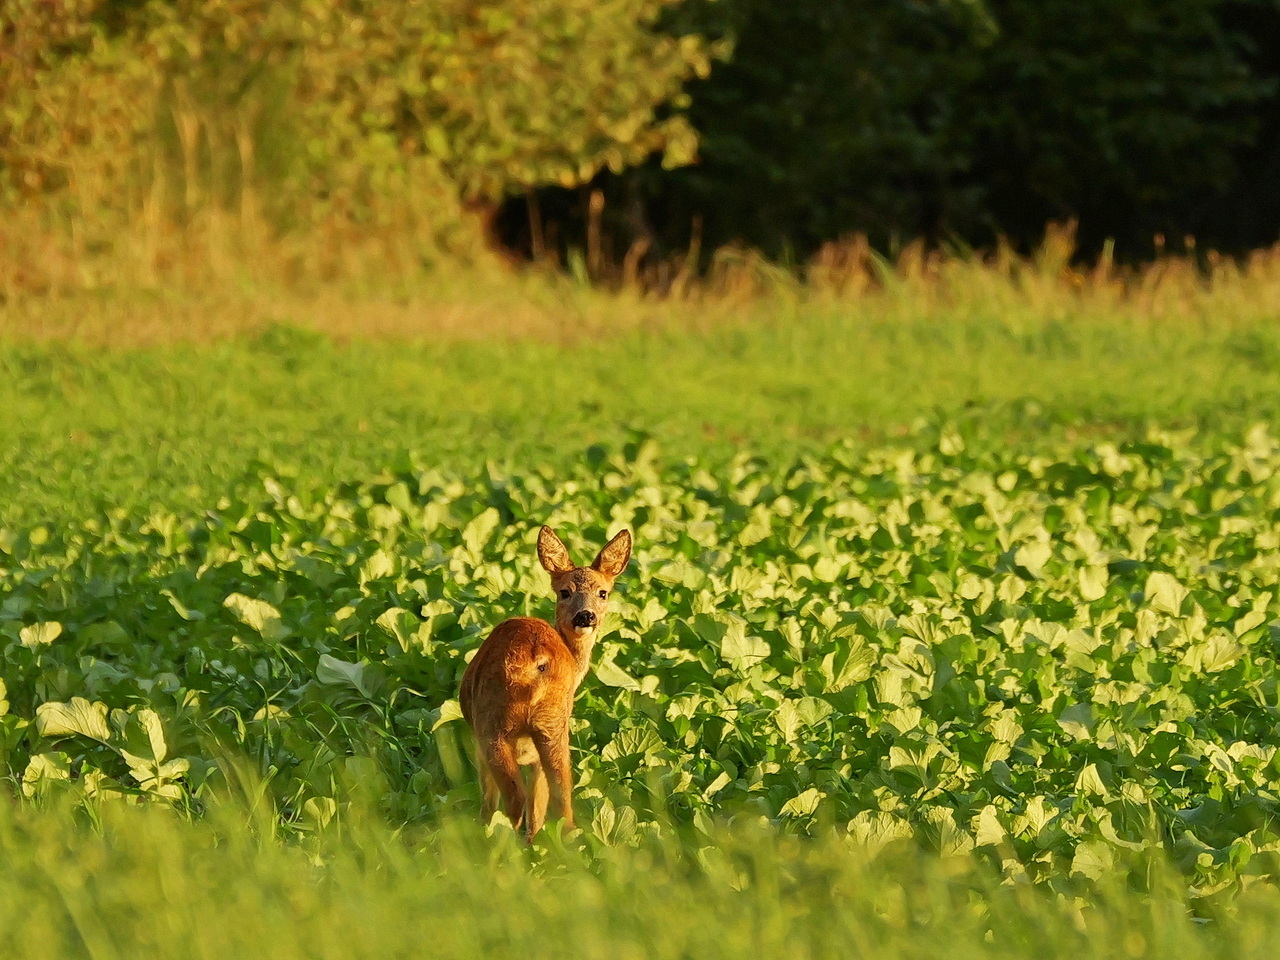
[459,526,631,841]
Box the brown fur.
[459,525,632,841]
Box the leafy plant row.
[3,424,1280,896]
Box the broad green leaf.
[304,797,338,828]
[1078,565,1109,601]
[594,656,641,691]
[653,559,708,589]
[820,645,874,692]
[776,699,802,743]
[796,696,833,727]
[137,708,169,764]
[163,591,205,621]
[696,612,769,670]
[737,507,772,546]
[377,607,425,652]
[316,654,375,698]
[1057,703,1095,741]
[432,699,464,732]
[224,593,290,641]
[80,620,132,648]
[462,508,501,556]
[779,787,822,817]
[847,810,914,855]
[591,798,639,846]
[20,621,62,647]
[35,698,111,741]
[1013,797,1055,838]
[122,751,190,796]
[988,711,1023,745]
[703,771,732,799]
[633,597,667,632]
[1074,763,1109,798]
[22,752,71,798]
[1145,571,1189,616]
[1234,606,1268,638]
[1188,634,1245,673]
[1071,840,1116,880]
[720,631,771,672]
[924,807,975,857]
[974,805,1006,847]
[361,550,397,582]
[1015,541,1052,578]
[601,726,663,761]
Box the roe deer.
[459,525,632,842]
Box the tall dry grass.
[4,217,1280,348]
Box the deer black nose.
[572,610,597,629]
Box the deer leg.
[526,761,550,842]
[475,749,500,821]
[532,726,575,829]
[486,737,526,831]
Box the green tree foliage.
[0,0,710,263]
[3,0,1278,278]
[0,0,161,213]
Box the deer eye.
[598,590,608,599]
[558,589,571,599]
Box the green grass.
[3,260,1280,956]
[1,800,1277,960]
[4,279,1280,524]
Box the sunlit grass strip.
[2,282,1279,526]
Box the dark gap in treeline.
[494,0,1280,273]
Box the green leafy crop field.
[3,279,1280,957]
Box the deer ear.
[537,526,575,574]
[592,529,632,579]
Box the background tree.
[0,0,712,277]
[528,0,1278,264]
[3,0,1279,287]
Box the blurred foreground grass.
[3,800,1278,960]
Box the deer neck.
[558,625,598,687]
